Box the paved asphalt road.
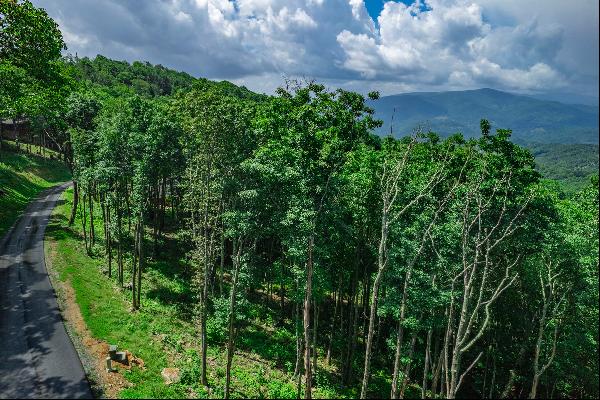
[0,183,92,399]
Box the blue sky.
[364,0,430,22]
[364,0,390,21]
[33,0,599,103]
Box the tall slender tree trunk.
[360,210,389,398]
[160,178,166,235]
[343,267,358,385]
[117,198,124,287]
[279,258,286,324]
[440,361,446,398]
[303,234,315,399]
[431,335,443,398]
[198,175,209,386]
[442,304,453,398]
[69,180,79,226]
[344,286,360,386]
[169,179,175,221]
[448,278,472,399]
[326,276,341,365]
[107,203,112,278]
[489,351,497,399]
[89,188,95,246]
[81,193,88,253]
[152,182,161,257]
[361,270,369,346]
[294,274,303,377]
[200,236,209,385]
[137,216,144,308]
[101,199,107,251]
[338,291,347,370]
[449,347,462,398]
[391,318,405,399]
[529,297,556,399]
[400,330,418,398]
[200,300,208,386]
[293,274,304,400]
[132,221,139,310]
[101,196,112,278]
[126,183,132,234]
[219,224,225,296]
[312,302,319,376]
[374,310,383,356]
[422,328,433,399]
[225,239,242,399]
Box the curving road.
[0,183,92,399]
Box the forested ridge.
[65,54,266,101]
[1,1,598,399]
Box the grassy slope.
[45,188,352,399]
[0,143,71,237]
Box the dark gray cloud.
[33,0,598,102]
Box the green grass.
[46,189,197,398]
[0,142,71,237]
[45,188,349,399]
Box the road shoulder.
[44,191,132,399]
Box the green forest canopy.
[66,54,267,101]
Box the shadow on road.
[0,184,92,399]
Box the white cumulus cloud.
[336,0,567,92]
[31,0,597,99]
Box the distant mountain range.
[368,88,599,144]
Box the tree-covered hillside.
[66,54,268,101]
[68,55,196,96]
[369,88,599,144]
[528,143,599,193]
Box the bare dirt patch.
[46,239,134,398]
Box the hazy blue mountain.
[369,88,599,144]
